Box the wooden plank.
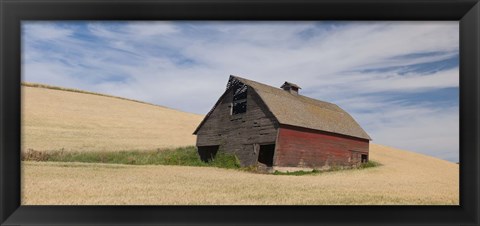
[195,88,278,166]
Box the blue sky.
[22,21,459,162]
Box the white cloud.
[124,21,179,36]
[342,67,459,94]
[22,22,73,41]
[362,106,459,162]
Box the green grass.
[357,160,382,169]
[22,146,241,169]
[273,169,320,176]
[22,147,381,174]
[273,161,382,176]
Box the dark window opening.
[258,144,275,167]
[233,83,247,101]
[361,154,368,163]
[231,81,247,115]
[232,100,247,114]
[198,145,219,162]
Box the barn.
[193,75,371,169]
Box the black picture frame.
[1,0,479,225]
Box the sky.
[21,21,459,162]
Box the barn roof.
[194,75,371,140]
[232,75,371,140]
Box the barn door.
[257,144,275,167]
[197,145,219,162]
[361,154,368,163]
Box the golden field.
[22,143,459,205]
[22,84,204,152]
[20,84,459,205]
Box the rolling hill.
[20,83,459,205]
[22,83,204,152]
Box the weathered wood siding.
[274,125,369,168]
[196,88,278,166]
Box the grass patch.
[22,146,241,169]
[273,169,320,176]
[273,161,382,176]
[22,147,381,173]
[357,160,382,169]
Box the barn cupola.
[281,82,301,95]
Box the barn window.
[232,100,247,114]
[361,154,368,163]
[231,82,247,115]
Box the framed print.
[1,0,479,225]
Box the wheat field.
[22,84,204,152]
[22,143,459,205]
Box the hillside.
[22,143,459,205]
[21,83,204,152]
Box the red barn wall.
[274,125,369,168]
